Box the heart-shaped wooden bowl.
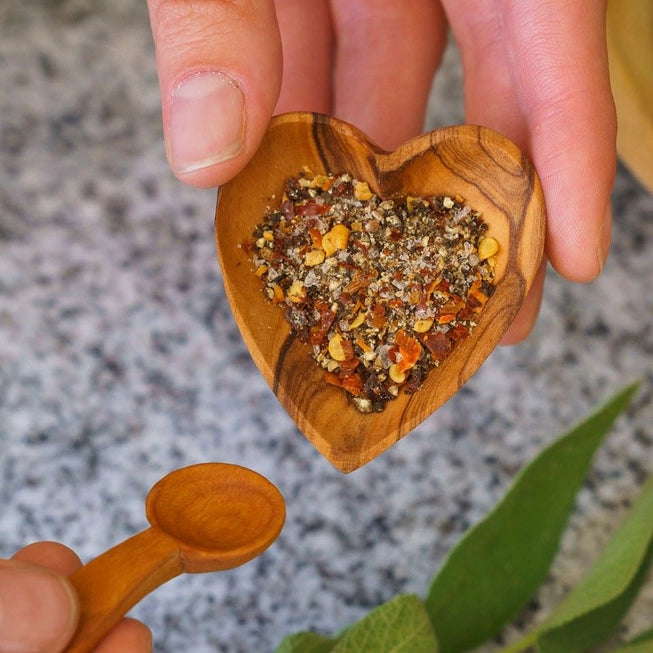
[216,112,545,472]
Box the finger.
[500,260,547,344]
[13,543,152,652]
[0,559,79,653]
[498,0,616,281]
[12,540,82,575]
[94,618,153,653]
[447,1,615,282]
[147,0,283,188]
[330,0,447,150]
[274,0,334,114]
[441,1,526,145]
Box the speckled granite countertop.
[1,3,652,652]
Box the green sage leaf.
[331,594,438,653]
[274,595,438,653]
[274,631,339,653]
[534,474,653,653]
[425,382,639,653]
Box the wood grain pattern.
[64,463,285,653]
[216,113,546,472]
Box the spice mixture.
[246,171,498,413]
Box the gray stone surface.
[1,2,651,652]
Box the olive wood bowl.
[216,112,545,472]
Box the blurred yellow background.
[607,1,653,193]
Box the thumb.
[0,561,79,653]
[147,0,283,188]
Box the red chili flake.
[296,201,329,217]
[346,269,377,294]
[368,302,387,330]
[448,325,471,342]
[394,330,422,373]
[325,371,364,397]
[421,331,453,361]
[309,228,323,249]
[309,301,336,346]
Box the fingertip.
[500,313,536,346]
[165,70,246,186]
[500,261,546,345]
[12,541,83,576]
[148,0,282,188]
[528,94,616,282]
[0,562,79,653]
[94,618,153,653]
[164,68,278,189]
[544,191,615,283]
[507,4,616,284]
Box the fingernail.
[596,202,612,275]
[0,565,77,653]
[168,71,245,174]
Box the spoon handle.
[64,527,183,653]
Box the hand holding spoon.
[216,112,546,473]
[63,463,285,653]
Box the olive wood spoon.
[63,463,285,653]
[216,112,546,473]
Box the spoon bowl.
[146,462,285,572]
[65,463,285,653]
[216,113,546,472]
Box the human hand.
[146,0,615,343]
[0,541,151,653]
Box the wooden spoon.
[64,463,285,653]
[216,112,546,473]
